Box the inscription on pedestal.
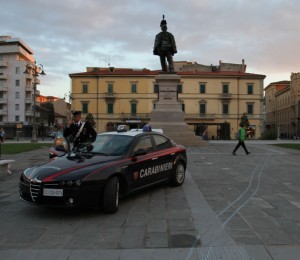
[160,88,177,100]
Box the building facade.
[265,74,300,138]
[37,95,71,131]
[0,36,39,138]
[69,60,265,140]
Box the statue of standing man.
[153,15,177,73]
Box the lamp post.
[24,61,46,143]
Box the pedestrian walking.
[0,128,6,143]
[232,123,251,155]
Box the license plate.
[43,188,63,197]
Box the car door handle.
[171,153,175,155]
[152,157,158,160]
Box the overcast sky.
[1,0,300,98]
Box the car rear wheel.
[102,176,119,213]
[170,162,185,186]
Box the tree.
[40,102,55,126]
[85,113,96,127]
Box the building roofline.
[264,80,290,90]
[0,36,33,55]
[69,67,265,79]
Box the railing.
[219,93,232,99]
[104,92,115,98]
[0,61,8,67]
[0,98,8,104]
[121,113,150,120]
[93,113,150,120]
[25,84,32,91]
[0,109,8,115]
[0,85,8,91]
[25,98,32,103]
[25,111,34,116]
[0,73,7,80]
[185,113,216,120]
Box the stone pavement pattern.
[0,141,300,259]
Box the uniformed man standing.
[63,111,97,149]
[153,16,177,73]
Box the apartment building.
[0,36,37,138]
[265,73,300,138]
[69,60,265,139]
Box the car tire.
[102,176,119,213]
[169,162,185,186]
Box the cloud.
[1,0,300,96]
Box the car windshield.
[90,134,134,156]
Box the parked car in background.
[19,126,187,213]
[48,132,67,158]
[47,132,56,138]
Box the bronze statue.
[153,15,177,73]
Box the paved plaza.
[0,140,300,259]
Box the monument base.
[149,73,207,147]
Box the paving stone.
[120,227,145,249]
[145,232,168,248]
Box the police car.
[19,125,187,213]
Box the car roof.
[98,130,162,137]
[129,128,163,134]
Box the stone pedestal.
[149,73,207,147]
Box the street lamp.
[24,61,46,143]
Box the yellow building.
[69,60,265,139]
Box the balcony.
[0,98,8,104]
[121,113,150,121]
[219,93,232,99]
[25,84,32,91]
[0,108,8,115]
[104,92,115,100]
[0,61,8,67]
[26,98,33,103]
[25,110,40,117]
[24,73,33,80]
[185,113,216,120]
[0,85,8,91]
[0,73,7,80]
[25,111,34,116]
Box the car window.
[92,135,133,156]
[133,136,153,153]
[153,134,172,150]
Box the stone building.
[69,60,265,140]
[265,73,300,138]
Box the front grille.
[30,181,42,202]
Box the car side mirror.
[134,148,147,156]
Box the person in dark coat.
[153,16,177,72]
[63,111,97,149]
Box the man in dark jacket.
[63,111,97,149]
[153,16,177,72]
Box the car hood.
[23,154,122,182]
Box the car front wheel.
[102,176,119,213]
[170,162,185,186]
